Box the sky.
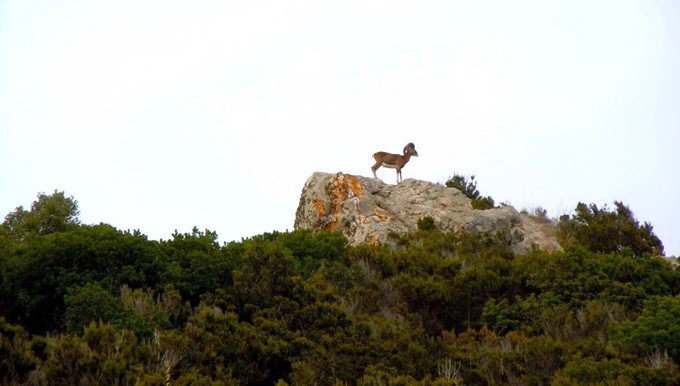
[1,1,679,256]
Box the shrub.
[558,201,664,257]
[417,216,437,232]
[445,174,495,210]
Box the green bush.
[445,174,495,210]
[417,216,437,232]
[558,201,664,257]
[611,295,680,363]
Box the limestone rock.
[294,172,563,254]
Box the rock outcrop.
[294,172,563,254]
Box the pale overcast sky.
[1,1,679,255]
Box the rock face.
[294,172,563,254]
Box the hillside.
[0,189,677,385]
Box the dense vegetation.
[0,191,677,385]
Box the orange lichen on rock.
[345,174,366,198]
[332,173,365,200]
[324,217,342,232]
[313,199,327,218]
[314,173,368,233]
[372,209,391,222]
[328,173,366,215]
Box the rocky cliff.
[294,172,563,254]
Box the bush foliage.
[0,191,677,385]
[558,201,664,257]
[445,174,495,210]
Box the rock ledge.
[294,172,563,254]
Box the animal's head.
[404,142,418,157]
